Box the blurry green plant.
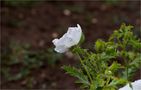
[1,42,62,81]
[5,18,23,28]
[104,0,120,5]
[4,0,39,7]
[67,6,85,14]
[62,24,141,90]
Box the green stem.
[79,58,93,84]
[106,77,111,85]
[126,59,128,81]
[123,44,129,81]
[74,46,93,84]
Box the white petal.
[52,24,82,53]
[77,24,81,29]
[119,79,141,90]
[55,45,68,53]
[52,39,59,45]
[65,24,82,47]
[132,80,141,90]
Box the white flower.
[119,79,141,90]
[52,24,82,53]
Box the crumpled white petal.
[52,24,82,53]
[119,79,141,90]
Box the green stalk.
[76,51,93,88]
[79,58,93,84]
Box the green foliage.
[67,6,85,13]
[63,66,90,88]
[46,48,63,65]
[104,0,120,5]
[1,42,62,81]
[95,39,106,52]
[4,0,39,7]
[5,18,23,28]
[63,24,141,90]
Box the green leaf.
[109,78,127,87]
[109,62,123,73]
[62,66,90,85]
[95,39,106,52]
[123,53,141,79]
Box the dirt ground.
[0,1,141,89]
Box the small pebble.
[91,18,98,24]
[63,9,71,16]
[136,19,141,25]
[52,32,58,38]
[100,4,108,11]
[65,51,74,58]
[39,40,45,47]
[18,13,24,19]
[51,82,57,87]
[42,83,47,89]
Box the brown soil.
[0,1,141,89]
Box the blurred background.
[0,0,141,89]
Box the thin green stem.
[74,46,93,84]
[106,77,111,86]
[75,51,93,87]
[126,59,129,81]
[79,58,93,84]
[123,43,129,81]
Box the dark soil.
[0,1,141,89]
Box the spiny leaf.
[62,65,90,85]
